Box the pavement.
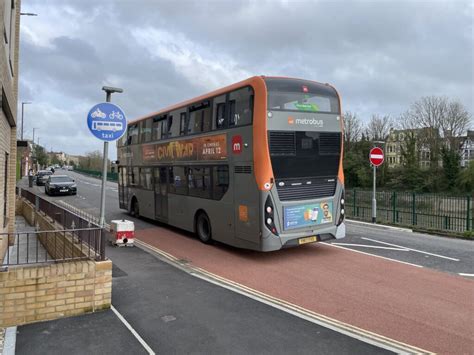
[14,243,388,355]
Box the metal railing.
[16,188,106,261]
[346,189,473,233]
[1,227,103,266]
[74,167,118,182]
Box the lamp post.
[99,86,123,227]
[32,127,39,143]
[20,101,32,141]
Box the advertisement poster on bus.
[143,134,227,162]
[283,201,333,230]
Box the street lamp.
[20,12,38,16]
[21,101,32,141]
[32,127,39,143]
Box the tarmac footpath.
[14,244,388,355]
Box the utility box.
[110,219,134,246]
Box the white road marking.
[111,305,155,355]
[458,273,474,277]
[323,243,424,268]
[361,237,460,261]
[332,243,409,251]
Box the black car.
[45,175,77,196]
[36,170,53,186]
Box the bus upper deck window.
[229,87,254,127]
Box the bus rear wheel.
[196,212,212,244]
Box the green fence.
[346,190,473,234]
[74,167,118,182]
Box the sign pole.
[98,91,111,228]
[369,146,384,224]
[372,164,376,223]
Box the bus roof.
[128,75,337,126]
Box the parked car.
[36,170,53,186]
[45,175,77,196]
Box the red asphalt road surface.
[136,227,474,354]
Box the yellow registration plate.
[298,236,318,245]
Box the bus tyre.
[196,212,212,244]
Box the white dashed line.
[323,243,424,268]
[361,237,460,261]
[332,243,409,251]
[458,273,474,277]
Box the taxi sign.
[87,102,127,142]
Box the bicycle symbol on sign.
[109,111,124,120]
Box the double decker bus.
[117,76,345,251]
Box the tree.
[441,100,472,149]
[457,162,474,193]
[33,145,49,168]
[365,114,393,141]
[440,147,461,191]
[343,111,363,151]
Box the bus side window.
[152,117,162,141]
[128,124,138,145]
[229,87,254,127]
[161,116,168,139]
[169,110,182,138]
[212,165,229,200]
[188,101,211,134]
[179,112,187,136]
[213,94,227,130]
[140,119,152,143]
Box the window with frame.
[169,166,187,195]
[213,94,227,130]
[168,110,182,138]
[212,165,229,200]
[128,124,139,145]
[140,119,152,143]
[229,87,254,127]
[188,166,211,198]
[152,116,162,141]
[128,167,139,187]
[179,112,187,136]
[140,168,153,190]
[187,101,211,134]
[160,115,169,139]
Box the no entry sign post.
[369,147,384,223]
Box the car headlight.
[71,184,77,188]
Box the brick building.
[0,0,20,258]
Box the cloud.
[19,0,473,158]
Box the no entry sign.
[369,147,384,167]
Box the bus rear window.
[265,78,339,114]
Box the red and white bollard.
[110,219,134,246]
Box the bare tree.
[441,100,472,149]
[365,114,393,141]
[343,111,363,150]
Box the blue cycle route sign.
[87,102,127,142]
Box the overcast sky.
[19,0,473,158]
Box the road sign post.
[87,87,125,231]
[369,147,384,223]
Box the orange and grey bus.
[117,76,345,251]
